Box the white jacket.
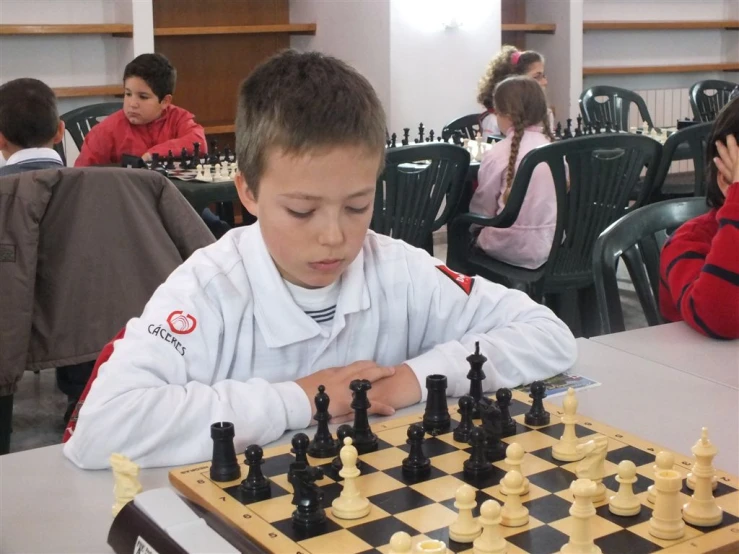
[64,225,577,469]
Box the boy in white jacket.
[63,51,577,469]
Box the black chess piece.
[466,342,492,419]
[480,402,506,462]
[150,152,167,175]
[495,388,517,437]
[289,432,311,480]
[453,395,475,443]
[165,150,176,170]
[555,122,563,139]
[402,128,410,146]
[223,147,232,163]
[576,115,583,137]
[391,132,397,148]
[350,379,378,454]
[429,130,435,142]
[209,422,240,482]
[613,121,620,133]
[307,385,337,459]
[402,423,431,479]
[594,119,602,134]
[524,380,550,426]
[208,139,219,165]
[414,138,419,144]
[290,465,326,530]
[452,130,463,146]
[423,374,450,435]
[418,122,425,143]
[463,426,492,479]
[179,147,189,168]
[604,120,612,134]
[331,424,363,473]
[190,142,201,169]
[564,118,573,139]
[238,445,271,501]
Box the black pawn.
[307,385,337,459]
[496,388,517,437]
[350,379,378,454]
[331,424,362,473]
[480,402,506,462]
[453,395,475,443]
[429,130,435,142]
[401,423,430,479]
[463,427,492,479]
[209,422,240,482]
[239,445,271,501]
[423,374,450,435]
[165,149,176,170]
[466,342,492,419]
[289,432,310,480]
[524,381,550,426]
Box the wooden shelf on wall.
[583,62,739,75]
[154,23,316,37]
[583,20,739,31]
[52,85,122,98]
[0,24,133,35]
[204,123,235,135]
[501,23,556,33]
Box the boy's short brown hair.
[235,50,386,197]
[0,78,59,148]
[123,53,176,101]
[706,96,739,208]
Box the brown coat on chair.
[0,167,215,395]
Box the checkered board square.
[169,390,739,554]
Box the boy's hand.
[141,152,153,163]
[714,134,739,193]
[296,361,396,423]
[367,363,422,411]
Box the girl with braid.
[477,46,551,138]
[469,76,557,270]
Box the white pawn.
[559,479,601,554]
[608,460,641,516]
[473,500,508,554]
[552,388,585,462]
[388,531,412,554]
[413,540,446,553]
[649,467,685,540]
[500,470,529,527]
[647,451,674,504]
[449,484,482,543]
[229,162,238,180]
[201,164,213,182]
[503,443,529,495]
[331,437,370,519]
[682,427,723,527]
[475,132,484,162]
[212,163,223,181]
[195,163,205,180]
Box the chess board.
[153,161,235,183]
[169,390,739,554]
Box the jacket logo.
[436,265,474,295]
[167,311,197,334]
[0,244,16,263]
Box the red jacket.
[74,105,207,167]
[659,183,739,339]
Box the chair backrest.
[593,197,709,334]
[372,143,470,254]
[60,102,123,151]
[441,113,483,141]
[651,122,712,199]
[689,79,738,122]
[579,86,655,131]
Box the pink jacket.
[469,126,556,269]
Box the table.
[171,178,239,217]
[2,338,737,553]
[591,322,739,389]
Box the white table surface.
[2,338,738,554]
[591,322,739,389]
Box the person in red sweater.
[75,53,206,166]
[659,96,739,339]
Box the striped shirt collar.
[5,147,63,167]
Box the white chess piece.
[413,540,446,553]
[212,163,225,181]
[649,467,685,540]
[473,500,508,554]
[388,531,412,554]
[575,435,608,503]
[647,451,675,504]
[475,132,484,162]
[608,460,641,516]
[552,388,585,462]
[687,428,718,492]
[331,437,370,519]
[682,427,723,527]
[195,164,205,180]
[449,484,482,543]
[201,164,213,182]
[110,453,142,517]
[229,162,238,180]
[221,163,230,180]
[559,479,601,554]
[503,443,529,495]
[500,470,529,527]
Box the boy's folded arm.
[404,257,577,401]
[74,124,112,167]
[147,115,208,157]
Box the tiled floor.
[6,243,647,455]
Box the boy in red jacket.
[75,53,206,166]
[659,96,739,339]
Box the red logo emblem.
[436,265,474,295]
[167,311,197,334]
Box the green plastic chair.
[447,134,661,337]
[441,113,484,141]
[650,122,712,200]
[58,102,123,164]
[579,86,656,132]
[593,197,710,334]
[372,143,470,255]
[689,80,738,122]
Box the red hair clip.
[511,51,521,65]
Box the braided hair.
[493,76,552,203]
[477,46,545,110]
